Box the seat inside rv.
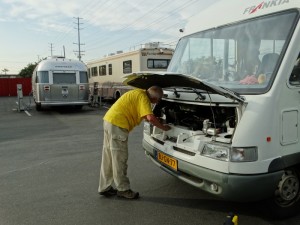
[256,53,279,75]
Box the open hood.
[123,72,245,103]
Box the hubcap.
[275,170,300,206]
[279,175,299,201]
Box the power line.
[84,0,170,43]
[16,0,218,66]
[39,0,195,61]
[85,0,198,52]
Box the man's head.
[146,86,163,104]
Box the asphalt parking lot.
[1,96,300,225]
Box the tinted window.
[53,73,76,84]
[123,60,132,74]
[88,68,91,78]
[108,64,112,75]
[99,65,106,76]
[80,71,88,83]
[36,71,49,83]
[147,59,170,69]
[91,67,98,76]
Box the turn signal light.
[44,86,50,91]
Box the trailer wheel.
[266,168,300,218]
[36,103,42,111]
[114,91,121,101]
[74,105,83,110]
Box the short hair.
[147,86,163,100]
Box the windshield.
[168,10,298,94]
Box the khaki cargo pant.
[98,121,130,192]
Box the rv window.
[80,71,88,83]
[91,67,98,76]
[123,60,132,74]
[108,64,112,75]
[147,59,170,69]
[36,71,49,83]
[53,73,76,84]
[99,65,107,76]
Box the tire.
[74,105,83,110]
[265,168,300,219]
[114,91,121,101]
[36,103,42,111]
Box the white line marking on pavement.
[25,110,32,116]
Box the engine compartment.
[153,100,237,142]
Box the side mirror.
[289,66,300,85]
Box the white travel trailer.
[32,57,89,110]
[124,0,300,218]
[86,42,173,101]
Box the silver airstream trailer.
[32,57,89,111]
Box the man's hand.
[145,114,171,131]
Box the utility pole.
[73,17,85,61]
[49,43,54,57]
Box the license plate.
[157,151,178,171]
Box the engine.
[153,100,237,137]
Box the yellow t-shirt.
[103,89,153,131]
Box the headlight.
[201,144,258,162]
[143,122,151,135]
[201,143,229,161]
[230,147,258,162]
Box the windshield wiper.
[192,88,206,101]
[220,86,240,96]
[173,88,180,98]
[181,87,206,101]
[165,87,207,101]
[219,86,245,101]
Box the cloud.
[84,0,179,31]
[3,0,80,16]
[2,0,81,31]
[0,0,221,73]
[1,0,220,36]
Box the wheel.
[74,105,83,110]
[36,103,42,111]
[266,168,300,218]
[114,91,121,101]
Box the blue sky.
[0,0,219,74]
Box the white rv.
[86,43,173,101]
[32,57,89,110]
[124,0,300,218]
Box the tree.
[2,68,9,75]
[18,63,38,78]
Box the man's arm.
[144,114,171,131]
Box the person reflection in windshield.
[239,49,260,85]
